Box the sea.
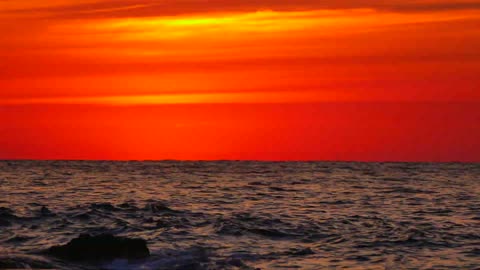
[0,161,479,269]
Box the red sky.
[1,0,479,161]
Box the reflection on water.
[0,161,479,269]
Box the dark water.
[0,161,479,269]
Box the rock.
[47,234,150,261]
[39,206,56,217]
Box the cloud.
[0,90,346,105]
[3,0,480,20]
[1,0,479,104]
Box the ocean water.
[0,161,479,269]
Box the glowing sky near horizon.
[1,0,480,161]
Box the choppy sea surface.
[0,161,479,269]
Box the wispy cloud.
[3,0,480,20]
[0,91,353,105]
[1,1,479,104]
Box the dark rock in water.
[47,233,150,261]
[40,206,50,214]
[39,206,56,217]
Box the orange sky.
[1,0,480,161]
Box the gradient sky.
[1,0,479,161]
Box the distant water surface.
[0,161,479,269]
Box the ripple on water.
[0,161,479,269]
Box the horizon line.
[1,159,479,164]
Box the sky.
[1,0,479,161]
